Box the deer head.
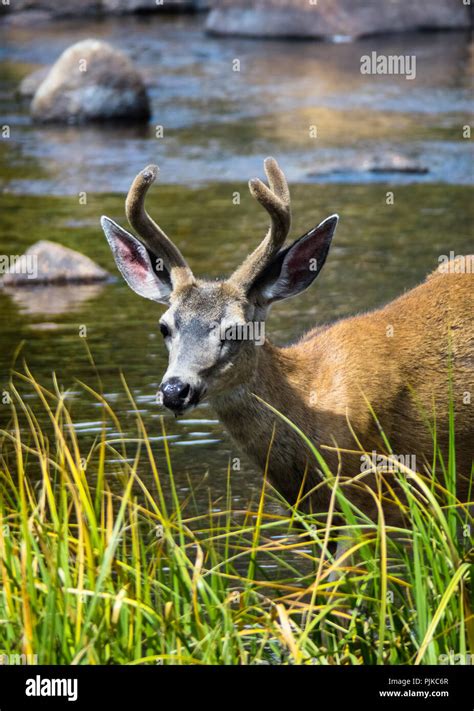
[101,158,338,414]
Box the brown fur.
[211,265,473,524]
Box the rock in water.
[31,39,150,124]
[0,241,109,286]
[205,0,470,39]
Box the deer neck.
[209,339,323,475]
[211,339,288,407]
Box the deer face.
[101,159,338,414]
[157,281,258,413]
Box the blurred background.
[0,1,472,513]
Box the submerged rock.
[31,39,150,124]
[205,0,470,39]
[308,153,429,178]
[364,154,428,175]
[0,240,109,286]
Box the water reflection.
[3,281,106,316]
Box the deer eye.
[159,322,170,338]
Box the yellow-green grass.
[0,366,472,665]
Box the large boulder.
[0,241,109,286]
[31,39,150,124]
[205,0,470,39]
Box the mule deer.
[101,158,473,526]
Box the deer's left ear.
[251,214,338,304]
[101,216,172,304]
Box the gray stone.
[31,39,150,124]
[0,240,109,286]
[206,0,470,39]
[308,152,429,178]
[364,154,428,175]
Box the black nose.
[160,377,191,411]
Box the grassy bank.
[0,366,472,665]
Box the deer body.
[101,159,472,524]
[211,267,473,521]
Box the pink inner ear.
[116,238,150,280]
[287,236,317,275]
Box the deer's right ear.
[101,216,172,304]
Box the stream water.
[0,15,472,518]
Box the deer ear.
[101,216,172,304]
[251,215,338,305]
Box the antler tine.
[263,155,290,205]
[230,157,291,291]
[125,164,193,288]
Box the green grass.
[0,366,472,665]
